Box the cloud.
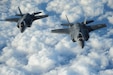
[107,15,113,24]
[99,70,113,75]
[107,0,113,9]
[0,0,113,75]
[98,11,113,24]
[47,0,105,22]
[0,65,26,75]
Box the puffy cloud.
[0,0,113,75]
[25,52,55,74]
[0,65,26,75]
[98,12,113,24]
[107,0,113,9]
[107,15,113,24]
[99,70,113,75]
[47,0,105,22]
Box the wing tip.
[51,30,55,33]
[104,24,107,26]
[45,15,49,17]
[0,19,5,21]
[102,24,107,27]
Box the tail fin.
[65,15,73,26]
[18,7,23,16]
[82,14,94,24]
[82,20,94,24]
[84,15,87,24]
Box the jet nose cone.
[20,25,26,33]
[20,28,25,33]
[78,39,84,48]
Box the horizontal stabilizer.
[51,28,70,34]
[88,24,106,32]
[82,20,94,24]
[86,20,94,24]
[61,23,74,26]
[15,14,24,16]
[34,15,48,20]
[33,12,42,15]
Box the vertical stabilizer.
[65,15,73,27]
[18,7,23,16]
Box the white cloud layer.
[0,0,113,75]
[47,0,106,22]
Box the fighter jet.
[51,16,106,48]
[0,7,48,33]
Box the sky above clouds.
[0,0,113,75]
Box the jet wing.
[0,16,21,22]
[51,28,70,34]
[87,24,106,32]
[34,15,48,19]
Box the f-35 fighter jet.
[0,7,48,33]
[51,16,106,48]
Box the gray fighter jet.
[51,16,106,48]
[0,7,48,33]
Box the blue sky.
[0,0,113,75]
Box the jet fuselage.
[17,13,35,32]
[70,23,89,48]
